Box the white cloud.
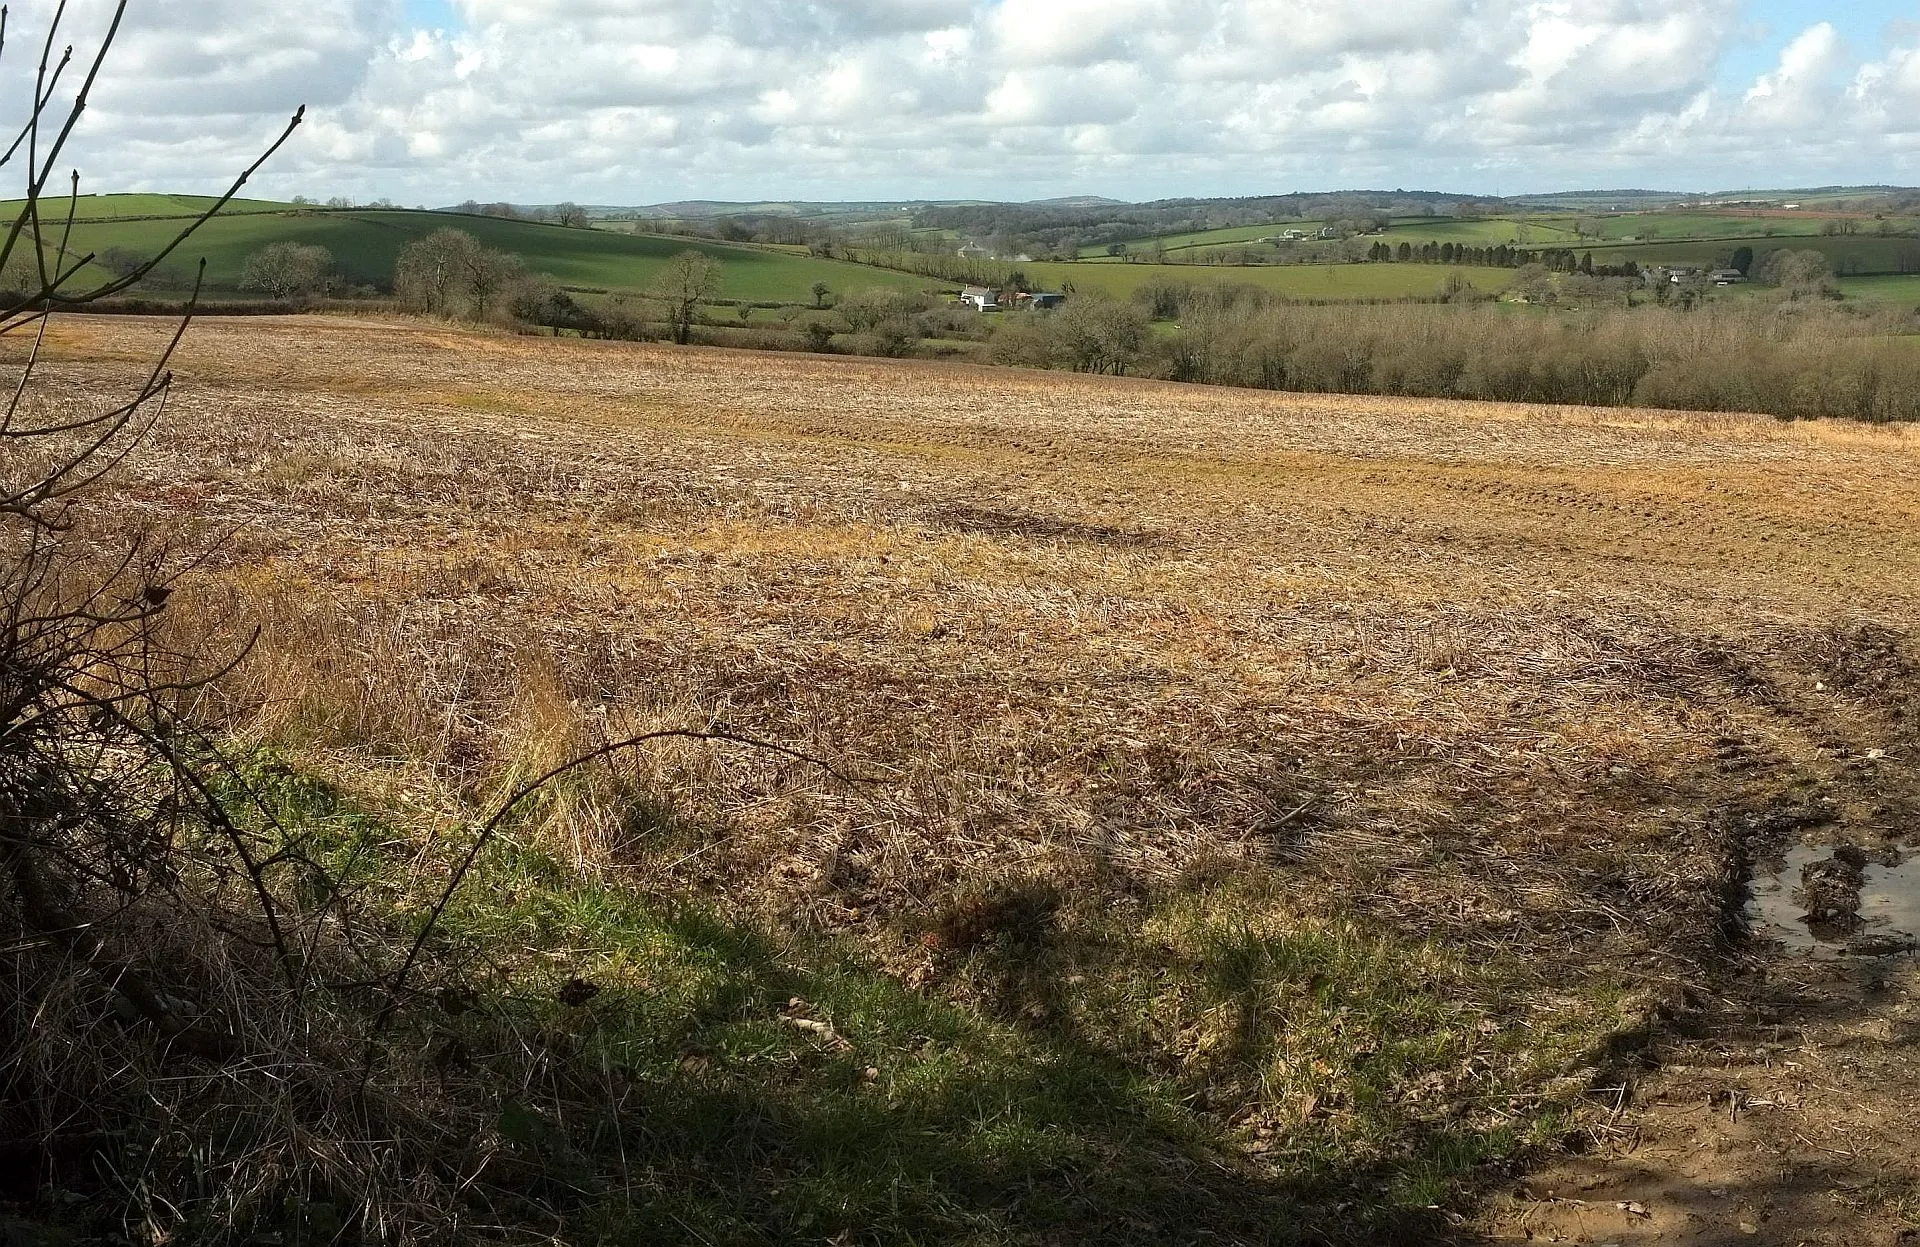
[0,0,1912,204]
[1741,22,1845,126]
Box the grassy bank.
[221,751,1619,1243]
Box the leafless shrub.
[0,7,500,1242]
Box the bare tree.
[395,227,530,320]
[239,240,333,299]
[462,244,523,320]
[1759,249,1840,300]
[1048,295,1149,375]
[553,201,588,228]
[652,249,721,344]
[393,226,473,314]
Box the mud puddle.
[1746,840,1920,956]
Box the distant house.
[957,242,990,261]
[1641,265,1704,287]
[1709,269,1746,285]
[959,286,999,311]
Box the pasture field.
[47,204,932,302]
[1567,211,1829,241]
[1582,232,1920,275]
[56,194,1920,314]
[1079,222,1304,255]
[0,191,299,219]
[1082,209,1920,288]
[33,314,1920,1243]
[1079,217,1579,258]
[1029,259,1517,299]
[1839,273,1920,303]
[1380,217,1580,245]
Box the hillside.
[26,196,930,303]
[0,192,301,219]
[29,313,1920,1244]
[21,194,1920,320]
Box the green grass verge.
[194,753,1638,1246]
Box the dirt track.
[29,315,1920,1241]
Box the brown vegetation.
[15,314,1920,1241]
[46,312,1920,937]
[1120,282,1920,420]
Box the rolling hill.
[19,196,931,303]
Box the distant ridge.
[1517,184,1918,202]
[436,185,1920,221]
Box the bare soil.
[1486,952,1920,1246]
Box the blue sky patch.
[403,0,461,32]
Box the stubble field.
[22,314,1920,1243]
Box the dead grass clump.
[924,876,1063,952]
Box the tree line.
[983,269,1920,422]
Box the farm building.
[1029,292,1066,310]
[959,286,999,311]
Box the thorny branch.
[0,0,305,1059]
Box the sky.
[6,0,1919,205]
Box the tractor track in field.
[1483,632,1920,1247]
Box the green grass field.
[236,746,1614,1246]
[1838,274,1920,303]
[1163,220,1588,264]
[1087,215,1632,260]
[41,194,1920,311]
[0,192,299,220]
[1557,212,1823,242]
[1083,222,1304,256]
[48,202,931,303]
[1030,260,1516,301]
[1091,209,1920,276]
[1384,217,1579,245]
[1582,234,1920,276]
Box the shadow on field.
[576,914,1489,1245]
[452,901,1497,1247]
